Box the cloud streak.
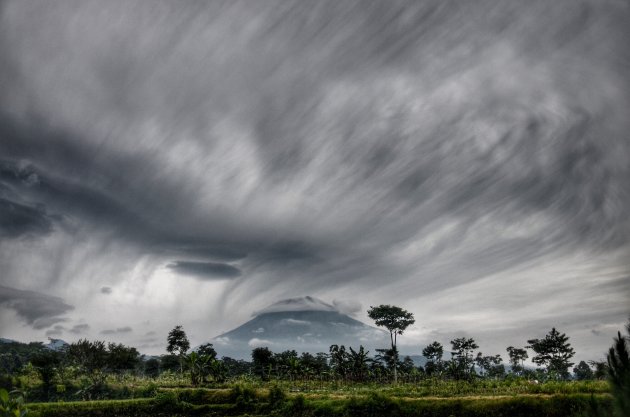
[0,285,74,329]
[0,0,627,360]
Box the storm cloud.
[0,286,74,329]
[0,0,628,360]
[169,261,242,280]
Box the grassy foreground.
[25,385,613,417]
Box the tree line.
[1,305,628,401]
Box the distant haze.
[0,0,629,365]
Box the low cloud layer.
[100,326,133,335]
[168,261,242,280]
[0,0,628,360]
[0,285,74,329]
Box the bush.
[0,388,29,417]
[343,392,401,417]
[267,384,286,408]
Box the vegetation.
[0,306,628,416]
[606,319,630,417]
[367,304,415,384]
[527,328,576,379]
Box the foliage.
[252,347,274,380]
[166,325,190,357]
[506,346,528,375]
[422,341,444,376]
[475,353,505,378]
[573,361,594,380]
[0,342,49,377]
[106,343,140,377]
[527,327,575,379]
[448,337,479,380]
[29,351,60,392]
[367,305,415,347]
[367,304,414,383]
[607,319,630,417]
[0,388,28,417]
[166,325,190,374]
[195,343,217,360]
[66,339,109,389]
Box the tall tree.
[449,337,479,380]
[347,346,371,382]
[506,346,528,375]
[368,304,415,383]
[197,343,217,360]
[251,347,274,380]
[526,328,575,379]
[422,341,444,376]
[66,339,109,389]
[329,344,348,380]
[166,325,190,373]
[107,343,140,378]
[573,361,594,380]
[607,319,630,416]
[475,353,505,378]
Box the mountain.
[45,338,68,351]
[213,296,389,359]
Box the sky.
[0,0,629,363]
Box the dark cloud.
[0,197,53,238]
[0,0,628,359]
[45,325,65,337]
[100,326,132,335]
[69,323,90,334]
[0,285,73,328]
[169,261,242,280]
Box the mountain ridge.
[212,296,389,359]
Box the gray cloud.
[0,0,628,359]
[0,285,73,328]
[100,287,112,294]
[100,326,133,335]
[45,325,65,337]
[0,197,53,238]
[69,323,90,334]
[169,261,242,280]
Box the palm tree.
[348,346,371,382]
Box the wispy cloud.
[0,0,627,359]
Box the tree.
[573,361,594,380]
[329,344,348,380]
[185,351,211,386]
[107,343,140,378]
[607,319,630,416]
[526,328,575,379]
[166,325,190,373]
[588,360,608,380]
[30,350,60,399]
[144,358,160,378]
[66,339,109,387]
[368,304,415,383]
[506,346,528,375]
[448,337,478,380]
[347,346,371,382]
[475,353,505,379]
[251,347,274,380]
[197,343,217,360]
[422,341,444,376]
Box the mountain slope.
[213,296,388,359]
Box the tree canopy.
[526,327,575,379]
[368,304,415,383]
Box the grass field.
[16,379,613,417]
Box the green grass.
[25,390,614,417]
